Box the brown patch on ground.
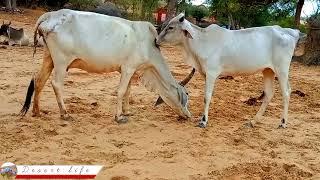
[0,9,320,179]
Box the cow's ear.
[8,21,11,25]
[183,29,193,39]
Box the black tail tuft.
[19,78,35,116]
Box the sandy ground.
[0,9,320,180]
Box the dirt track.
[0,9,320,179]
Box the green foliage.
[68,0,99,10]
[113,0,159,21]
[189,5,209,21]
[207,0,304,29]
[209,0,264,28]
[269,16,294,28]
[299,24,307,33]
[269,0,297,21]
[178,1,195,17]
[236,4,272,27]
[267,0,307,32]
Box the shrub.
[68,0,99,11]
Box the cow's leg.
[277,71,291,128]
[50,50,73,120]
[32,48,54,117]
[52,67,70,120]
[246,68,275,127]
[198,70,220,128]
[115,67,134,123]
[123,81,132,116]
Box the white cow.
[20,9,191,122]
[156,13,301,128]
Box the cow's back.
[39,9,140,66]
[210,26,297,75]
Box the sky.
[191,0,318,17]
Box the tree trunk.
[228,13,235,30]
[302,15,320,65]
[28,0,38,9]
[5,0,17,10]
[6,0,12,9]
[141,0,147,20]
[167,0,177,20]
[12,0,16,9]
[294,0,305,28]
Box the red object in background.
[154,7,167,25]
[210,16,217,23]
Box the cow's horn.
[179,68,195,86]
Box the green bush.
[269,16,307,33]
[299,24,307,33]
[68,0,99,10]
[190,5,209,22]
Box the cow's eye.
[168,27,174,30]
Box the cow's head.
[156,13,194,46]
[0,21,11,37]
[155,68,195,107]
[164,84,191,119]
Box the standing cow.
[20,9,191,122]
[156,13,301,128]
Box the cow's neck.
[181,26,205,74]
[153,58,179,89]
[189,22,205,32]
[144,50,179,92]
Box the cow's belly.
[67,58,121,74]
[219,55,273,76]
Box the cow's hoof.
[32,112,41,117]
[244,121,254,128]
[115,115,128,124]
[198,121,207,128]
[197,115,207,128]
[278,123,287,129]
[61,114,74,121]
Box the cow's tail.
[21,13,50,116]
[19,78,35,116]
[33,12,50,57]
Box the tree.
[5,0,17,11]
[294,0,305,28]
[190,5,209,23]
[208,0,308,29]
[210,0,251,29]
[301,12,320,65]
[167,0,178,19]
[140,0,159,21]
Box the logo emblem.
[0,162,17,179]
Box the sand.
[0,9,320,180]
